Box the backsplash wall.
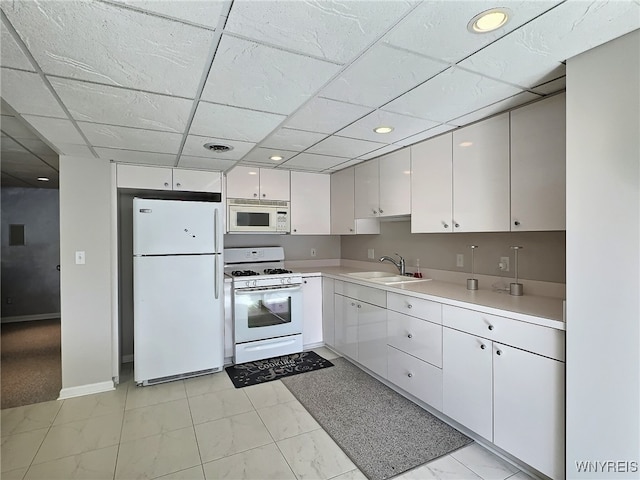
[224,233,340,260]
[341,220,566,283]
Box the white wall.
[566,30,639,478]
[59,155,114,395]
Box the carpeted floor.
[1,319,62,409]
[282,357,473,480]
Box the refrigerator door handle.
[214,207,220,300]
[215,254,219,300]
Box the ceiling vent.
[203,143,234,153]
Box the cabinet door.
[453,114,510,232]
[291,172,330,234]
[117,164,173,190]
[334,294,358,359]
[354,160,380,218]
[226,166,260,199]
[387,311,442,368]
[493,343,565,480]
[510,93,566,231]
[173,169,222,193]
[302,276,323,346]
[387,346,443,410]
[378,148,411,217]
[442,327,493,440]
[260,169,290,201]
[330,168,356,234]
[322,278,335,347]
[411,133,453,233]
[357,302,387,378]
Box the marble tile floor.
[1,347,536,480]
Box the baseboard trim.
[58,380,115,400]
[1,313,61,323]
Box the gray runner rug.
[281,357,473,480]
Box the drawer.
[387,346,443,411]
[387,292,442,324]
[341,282,386,308]
[442,305,565,361]
[387,311,442,367]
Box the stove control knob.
[245,280,251,288]
[281,278,286,285]
[252,280,258,287]
[287,277,292,284]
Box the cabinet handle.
[514,220,520,226]
[176,182,181,187]
[351,302,356,307]
[164,182,169,187]
[496,349,502,356]
[253,193,258,197]
[293,229,297,232]
[407,333,413,339]
[349,228,354,232]
[262,193,266,197]
[407,372,413,378]
[480,344,486,350]
[303,280,307,284]
[454,223,460,228]
[379,208,384,214]
[488,324,494,331]
[372,209,377,214]
[443,223,449,229]
[407,304,413,309]
[357,304,361,309]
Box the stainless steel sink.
[344,271,431,285]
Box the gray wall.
[224,233,341,260]
[1,187,60,318]
[341,220,566,283]
[566,31,639,478]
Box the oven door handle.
[235,285,302,294]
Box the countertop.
[295,266,565,331]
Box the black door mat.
[225,351,333,388]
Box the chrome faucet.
[379,253,406,276]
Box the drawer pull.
[351,302,356,307]
[496,349,502,356]
[480,344,486,350]
[407,304,413,309]
[407,333,413,339]
[407,373,413,378]
[357,304,361,309]
[488,324,494,331]
[164,182,169,187]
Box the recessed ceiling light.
[269,155,283,161]
[203,142,233,153]
[248,171,258,175]
[459,141,473,147]
[37,177,50,181]
[373,126,394,134]
[468,8,511,33]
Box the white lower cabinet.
[356,301,387,379]
[302,276,323,347]
[334,293,358,360]
[321,278,335,348]
[387,346,443,410]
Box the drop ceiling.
[1,0,639,188]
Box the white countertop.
[295,266,565,331]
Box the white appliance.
[224,247,303,363]
[133,198,224,385]
[227,199,290,233]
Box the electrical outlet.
[310,248,317,257]
[499,256,510,272]
[75,251,85,265]
[367,248,375,260]
[456,254,464,267]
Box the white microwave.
[227,199,290,233]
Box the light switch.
[75,251,86,265]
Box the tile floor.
[1,347,535,480]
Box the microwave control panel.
[277,211,289,232]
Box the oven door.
[233,284,303,343]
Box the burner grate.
[264,268,293,275]
[231,270,259,277]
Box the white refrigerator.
[133,198,223,385]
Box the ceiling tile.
[383,67,523,123]
[306,135,386,158]
[23,116,85,144]
[458,36,566,89]
[50,78,193,133]
[280,152,348,171]
[1,22,34,71]
[337,110,439,144]
[0,136,27,153]
[0,115,41,139]
[394,124,459,147]
[12,138,57,156]
[78,123,182,153]
[94,147,176,166]
[356,144,404,160]
[201,35,341,115]
[181,135,255,161]
[1,0,214,97]
[224,0,416,63]
[261,128,327,151]
[190,102,284,143]
[285,97,373,134]
[320,43,447,108]
[110,0,226,28]
[0,69,66,117]
[385,1,561,64]
[450,92,541,127]
[532,77,566,96]
[240,147,297,165]
[176,155,236,171]
[55,143,94,158]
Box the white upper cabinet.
[379,148,411,217]
[354,160,380,218]
[453,113,510,232]
[116,164,221,193]
[226,166,290,201]
[331,167,380,235]
[290,171,330,234]
[510,93,566,231]
[411,133,453,233]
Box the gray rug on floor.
[281,357,473,480]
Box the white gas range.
[224,247,303,364]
